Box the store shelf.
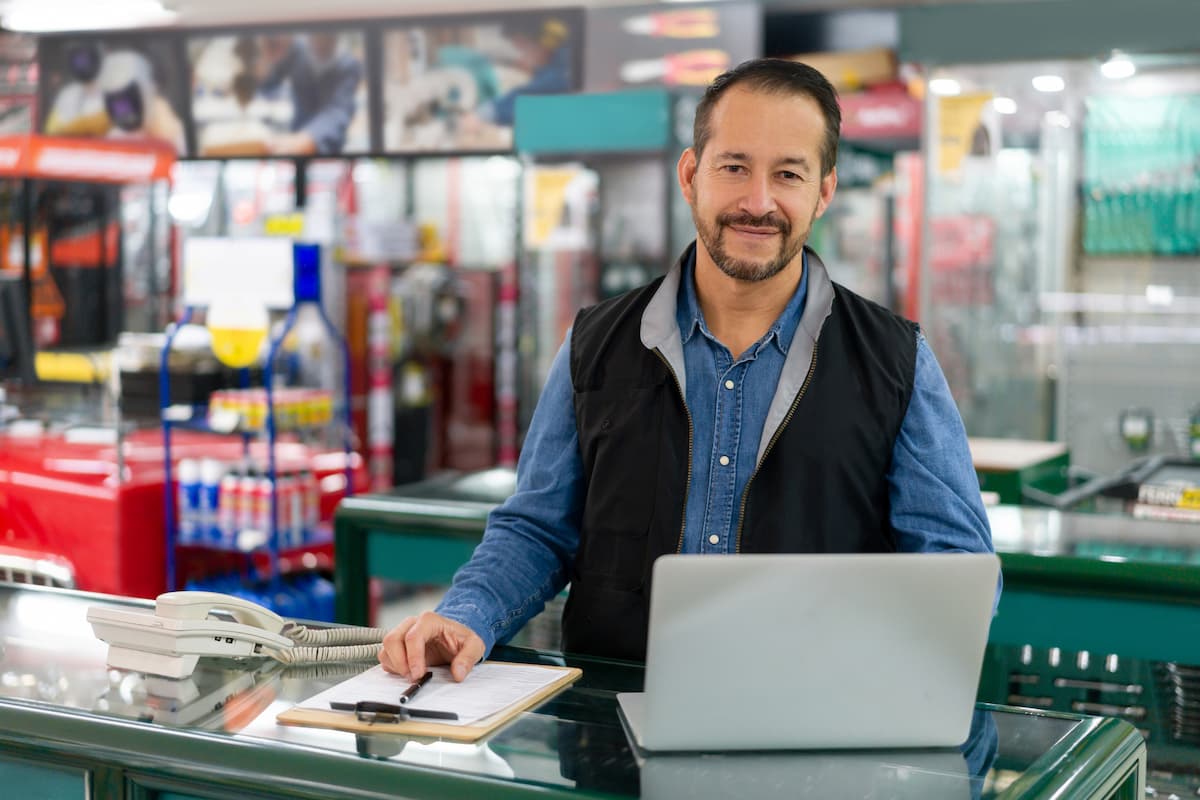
[161,405,237,435]
[162,404,338,437]
[176,528,334,584]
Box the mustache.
[717,212,790,234]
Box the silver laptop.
[617,552,1000,752]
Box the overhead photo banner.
[189,28,372,158]
[38,35,189,155]
[381,10,583,153]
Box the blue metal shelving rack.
[160,242,354,601]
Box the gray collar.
[639,243,836,465]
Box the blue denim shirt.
[438,253,997,656]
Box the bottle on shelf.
[199,458,224,544]
[177,459,201,544]
[237,466,258,548]
[217,470,240,548]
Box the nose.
[738,172,777,218]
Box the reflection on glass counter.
[0,585,1146,799]
[988,500,1200,561]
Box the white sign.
[183,237,296,310]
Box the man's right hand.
[378,611,485,683]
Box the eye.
[777,170,803,182]
[719,164,747,174]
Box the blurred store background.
[0,0,1199,794]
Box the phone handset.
[87,591,391,678]
[156,591,286,632]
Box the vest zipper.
[734,341,820,553]
[653,348,693,554]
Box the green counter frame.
[334,492,494,625]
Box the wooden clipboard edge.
[276,663,583,744]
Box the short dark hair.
[692,58,841,177]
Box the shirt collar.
[675,249,810,355]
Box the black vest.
[562,249,918,662]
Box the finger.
[379,617,418,677]
[450,634,485,682]
[403,612,443,680]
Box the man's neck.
[693,247,804,359]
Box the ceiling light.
[992,97,1018,115]
[3,0,176,32]
[1032,75,1065,93]
[929,78,961,97]
[1101,53,1136,80]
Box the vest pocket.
[576,527,649,591]
[575,383,665,543]
[562,579,649,662]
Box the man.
[258,33,363,155]
[380,58,996,682]
[478,18,572,127]
[45,41,110,138]
[456,18,573,138]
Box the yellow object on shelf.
[208,326,267,369]
[34,351,111,384]
[206,296,269,369]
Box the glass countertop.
[0,584,1133,799]
[380,468,517,505]
[989,504,1200,565]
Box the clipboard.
[277,662,582,743]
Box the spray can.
[199,459,224,544]
[237,467,258,547]
[253,474,274,550]
[290,471,306,546]
[276,472,295,548]
[301,469,320,542]
[177,458,201,544]
[218,472,240,547]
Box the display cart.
[159,238,360,617]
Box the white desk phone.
[87,591,388,679]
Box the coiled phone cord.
[281,623,388,646]
[266,623,390,666]
[271,642,383,666]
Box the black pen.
[329,700,458,721]
[399,671,433,704]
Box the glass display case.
[0,583,1148,799]
[917,54,1200,475]
[984,503,1200,797]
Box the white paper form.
[298,663,567,726]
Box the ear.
[813,166,838,220]
[676,147,698,206]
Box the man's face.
[512,35,548,72]
[678,86,837,283]
[308,34,339,71]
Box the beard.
[692,205,813,283]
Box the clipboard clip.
[330,700,459,724]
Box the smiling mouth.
[727,225,781,237]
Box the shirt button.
[724,380,734,390]
[708,534,719,545]
[719,455,730,466]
